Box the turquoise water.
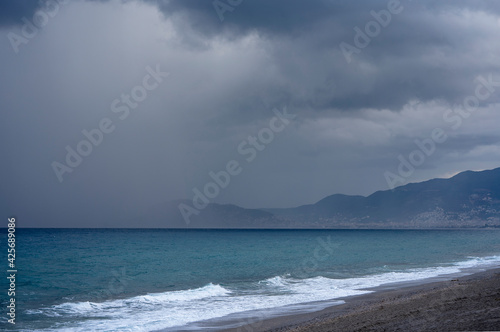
[1,229,500,331]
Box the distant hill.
[145,200,278,228]
[149,168,500,229]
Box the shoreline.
[220,267,500,332]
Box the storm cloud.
[1,0,500,227]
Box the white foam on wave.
[33,255,500,331]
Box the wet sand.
[225,268,500,332]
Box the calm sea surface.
[1,229,499,331]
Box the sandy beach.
[225,268,500,332]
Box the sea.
[1,228,500,331]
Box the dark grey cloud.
[154,0,500,38]
[0,0,42,27]
[152,0,338,37]
[147,0,500,112]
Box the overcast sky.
[1,0,500,227]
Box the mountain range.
[146,167,500,229]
